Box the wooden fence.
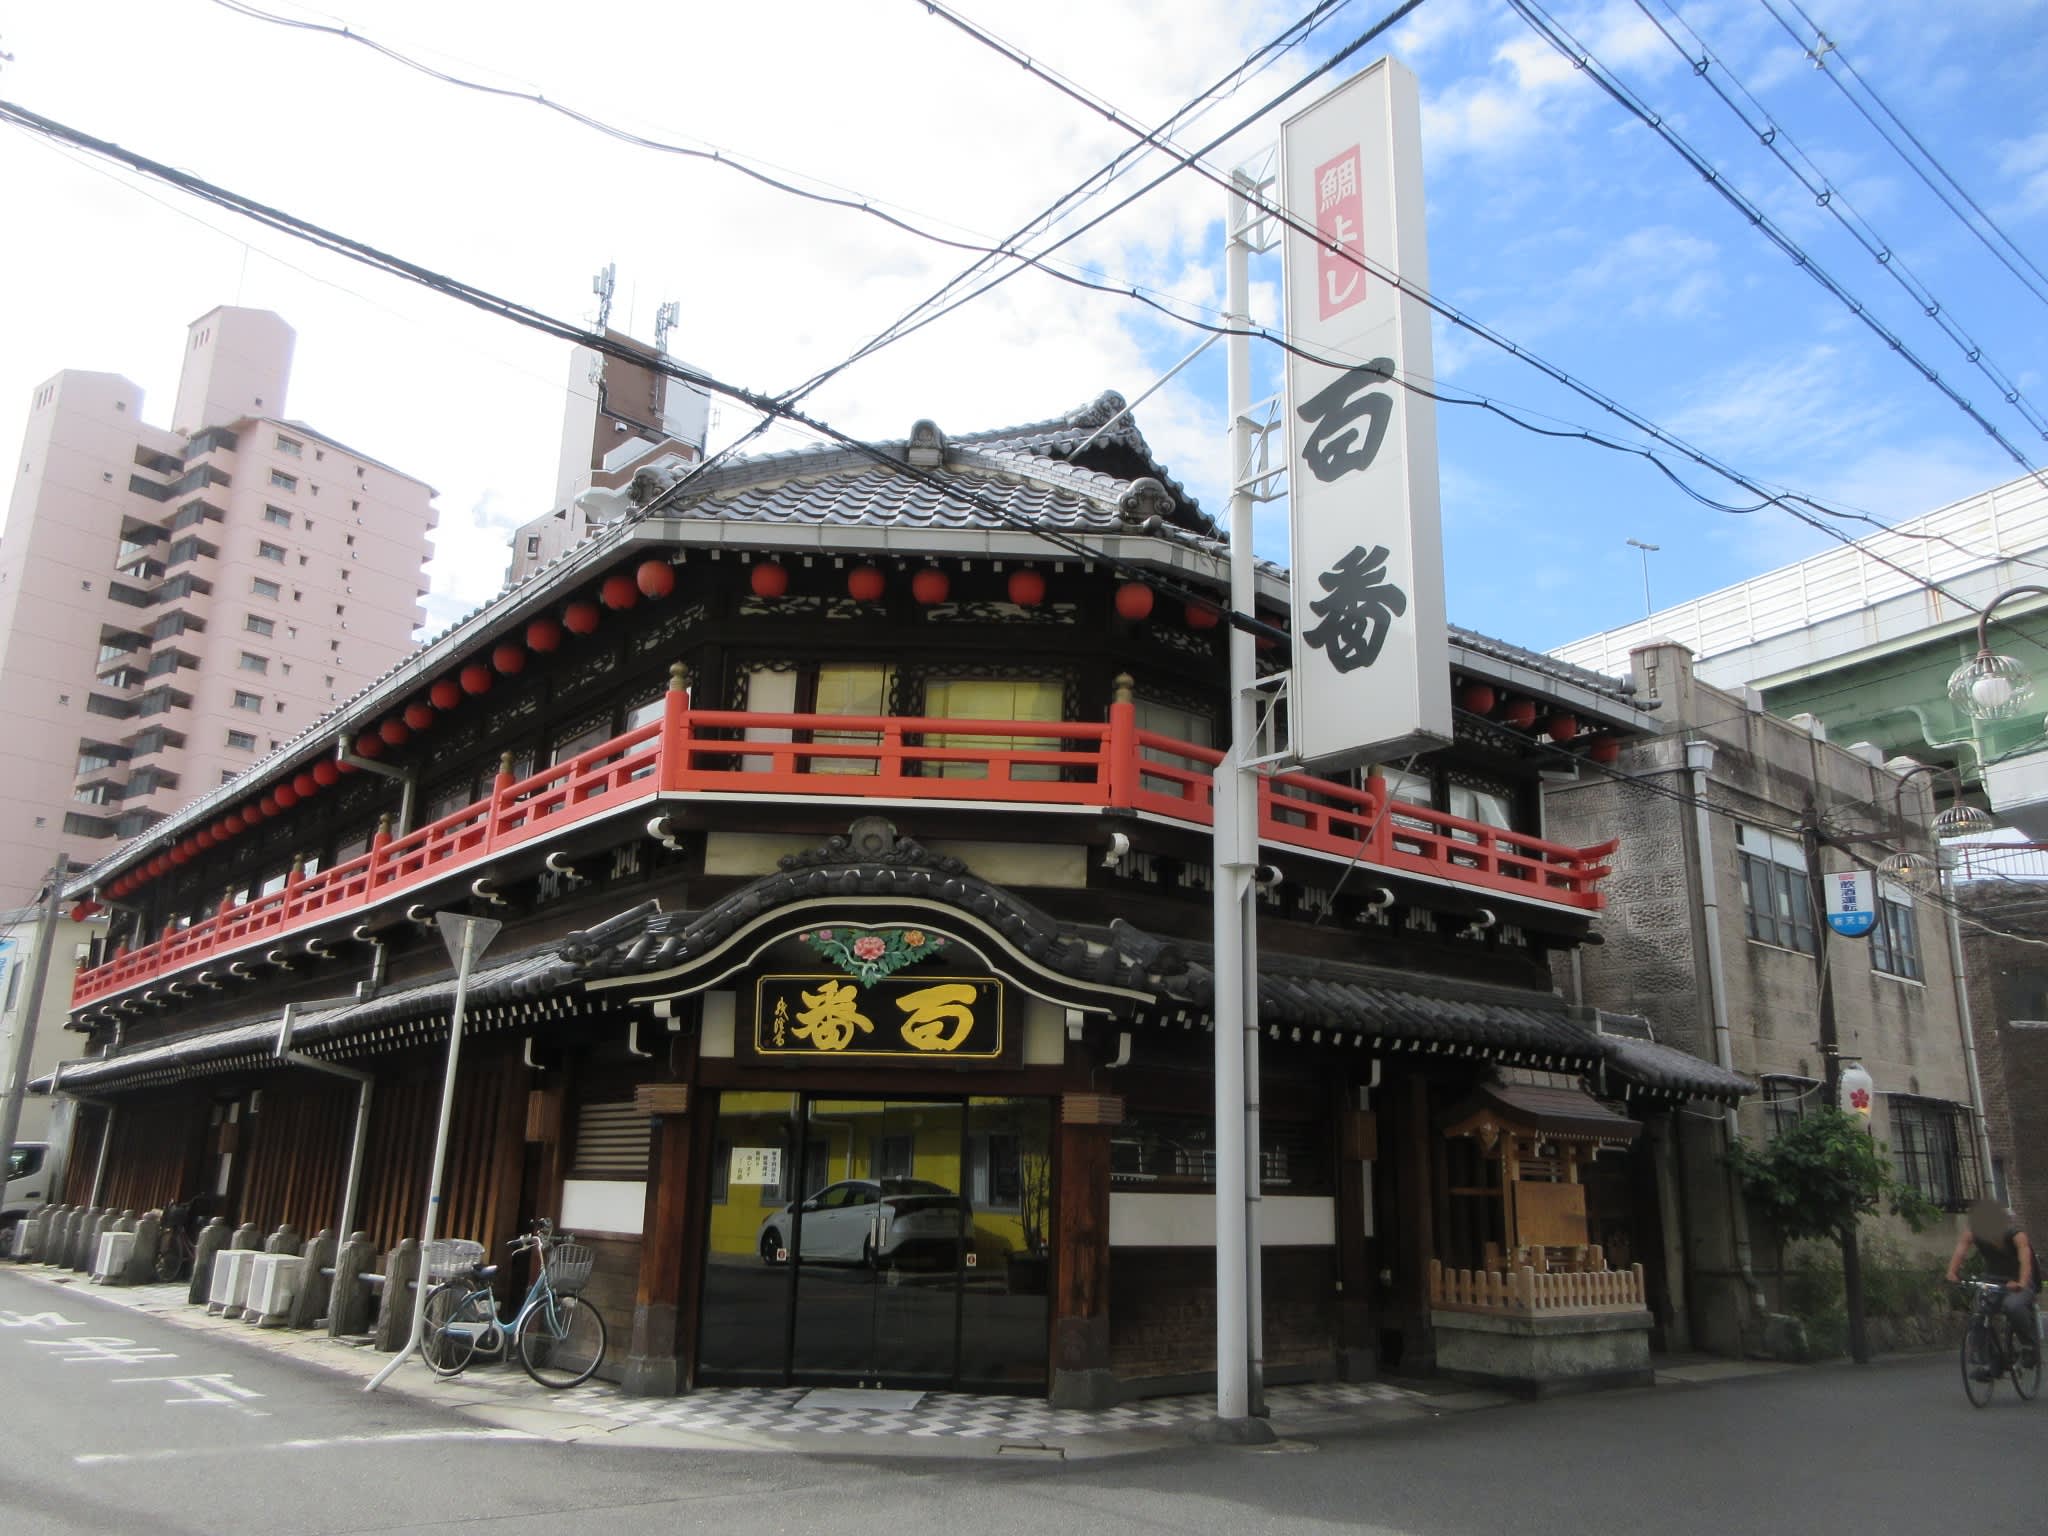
[1430,1257,1648,1316]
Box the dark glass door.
[697,1092,1051,1391]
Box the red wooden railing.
[72,688,1616,1005]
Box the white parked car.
[757,1178,967,1268]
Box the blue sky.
[1,0,2044,656]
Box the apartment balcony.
[72,695,1618,1008]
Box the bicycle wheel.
[153,1237,188,1284]
[422,1283,488,1377]
[1962,1318,1997,1408]
[516,1293,606,1389]
[2012,1318,2042,1402]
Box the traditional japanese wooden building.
[37,393,1749,1402]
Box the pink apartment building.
[0,307,436,907]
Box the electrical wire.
[916,0,2003,616]
[1506,0,2048,491]
[1634,0,2048,446]
[1759,0,2048,315]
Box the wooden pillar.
[1333,1081,1377,1379]
[622,1081,693,1396]
[1392,1072,1438,1371]
[1050,1091,1121,1409]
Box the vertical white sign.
[1280,58,1450,770]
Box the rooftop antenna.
[654,300,680,356]
[591,262,616,330]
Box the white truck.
[4,1141,61,1242]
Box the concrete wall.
[1955,883,2048,1237]
[1549,642,1980,1351]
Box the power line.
[1758,0,2048,314]
[915,0,2002,616]
[1506,0,2048,492]
[0,97,1293,641]
[784,0,1375,405]
[1633,0,2048,447]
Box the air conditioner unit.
[207,1246,260,1317]
[246,1251,300,1327]
[91,1229,137,1284]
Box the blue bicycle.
[422,1220,606,1389]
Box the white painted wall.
[1109,1193,1335,1248]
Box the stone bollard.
[67,1208,96,1269]
[327,1231,377,1337]
[188,1217,231,1306]
[120,1210,163,1285]
[27,1206,59,1263]
[372,1239,420,1353]
[287,1230,336,1329]
[230,1220,262,1253]
[48,1207,75,1267]
[57,1207,84,1268]
[75,1209,109,1273]
[264,1223,303,1257]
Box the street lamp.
[1948,584,2048,720]
[1626,538,1659,618]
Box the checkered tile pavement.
[23,1266,1426,1444]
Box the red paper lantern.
[847,564,886,602]
[404,701,436,731]
[1185,599,1221,630]
[750,561,789,598]
[225,812,246,834]
[380,717,410,747]
[1589,737,1621,765]
[526,617,563,653]
[911,568,951,605]
[601,573,639,611]
[337,758,358,775]
[196,829,215,850]
[1502,699,1539,730]
[354,732,383,759]
[1114,581,1155,621]
[294,772,319,797]
[259,795,280,817]
[274,786,298,810]
[430,678,463,711]
[1458,683,1497,715]
[563,600,601,635]
[1008,568,1046,607]
[460,663,493,696]
[314,761,340,787]
[492,642,526,675]
[170,846,190,866]
[636,559,675,599]
[1546,713,1579,743]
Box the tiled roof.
[1593,1031,1755,1104]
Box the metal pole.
[1937,859,1997,1181]
[0,855,71,1170]
[366,916,489,1392]
[1627,539,1659,618]
[1205,170,1271,1440]
[1802,817,1869,1365]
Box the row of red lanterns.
[744,562,1229,634]
[1455,681,1621,763]
[112,556,685,896]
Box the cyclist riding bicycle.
[1947,1198,2038,1380]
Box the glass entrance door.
[791,1098,966,1385]
[696,1092,1051,1391]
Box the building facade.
[0,306,437,904]
[504,329,709,587]
[36,395,1744,1401]
[1547,640,1988,1354]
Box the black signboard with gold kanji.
[751,975,1005,1062]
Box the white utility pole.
[0,855,71,1170]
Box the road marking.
[27,1335,178,1365]
[75,1429,540,1465]
[113,1372,266,1408]
[0,1310,83,1329]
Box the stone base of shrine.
[1429,1308,1653,1398]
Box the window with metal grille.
[1108,1111,1328,1193]
[1885,1094,1980,1211]
[1870,894,1922,981]
[570,1101,652,1180]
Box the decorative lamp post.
[1947,584,2048,720]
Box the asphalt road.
[1,1265,2034,1536]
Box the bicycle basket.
[543,1242,596,1297]
[423,1238,485,1283]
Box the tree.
[1726,1107,1938,1243]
